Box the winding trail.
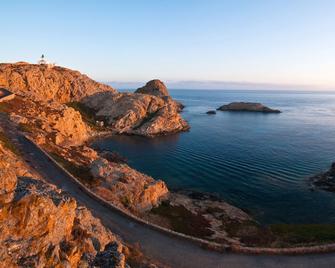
[1,114,335,267]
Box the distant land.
[107,80,335,91]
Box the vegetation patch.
[18,123,35,133]
[101,151,128,164]
[151,201,214,239]
[226,222,335,247]
[67,102,105,130]
[49,151,100,187]
[0,102,11,113]
[0,131,20,155]
[270,224,335,246]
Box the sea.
[92,89,335,224]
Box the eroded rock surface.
[0,62,115,103]
[90,158,168,212]
[6,96,89,146]
[135,79,169,97]
[82,89,189,137]
[217,102,281,113]
[0,142,128,268]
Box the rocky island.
[217,102,281,113]
[310,162,335,192]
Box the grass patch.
[226,222,335,247]
[151,201,213,238]
[121,195,132,208]
[0,132,20,155]
[0,102,11,113]
[270,224,335,245]
[67,102,104,130]
[49,152,100,187]
[18,123,35,133]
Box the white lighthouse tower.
[38,54,47,65]
[37,54,55,68]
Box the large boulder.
[0,62,115,103]
[90,158,169,212]
[135,79,169,97]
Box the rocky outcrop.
[0,143,128,268]
[90,158,168,212]
[6,96,89,146]
[135,79,169,97]
[217,102,281,113]
[82,90,189,137]
[0,63,188,138]
[0,62,115,103]
[311,162,335,192]
[206,110,216,115]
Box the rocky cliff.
[0,62,115,103]
[1,63,188,137]
[82,85,189,137]
[0,141,128,268]
[5,96,89,146]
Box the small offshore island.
[217,102,281,113]
[1,61,335,267]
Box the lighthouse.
[38,54,47,65]
[37,54,55,68]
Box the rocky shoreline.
[1,61,334,266]
[0,62,258,246]
[310,162,335,192]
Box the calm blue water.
[92,90,335,224]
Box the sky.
[1,0,335,90]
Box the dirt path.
[1,112,335,267]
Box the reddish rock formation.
[6,96,89,146]
[0,62,115,103]
[90,158,169,212]
[82,90,189,137]
[135,79,169,97]
[0,142,128,268]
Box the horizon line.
[105,80,335,91]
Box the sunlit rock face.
[0,143,127,268]
[135,79,169,97]
[82,80,189,137]
[90,157,169,212]
[7,96,89,146]
[0,62,115,103]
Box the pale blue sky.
[1,0,335,89]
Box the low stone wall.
[23,136,227,252]
[24,136,335,255]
